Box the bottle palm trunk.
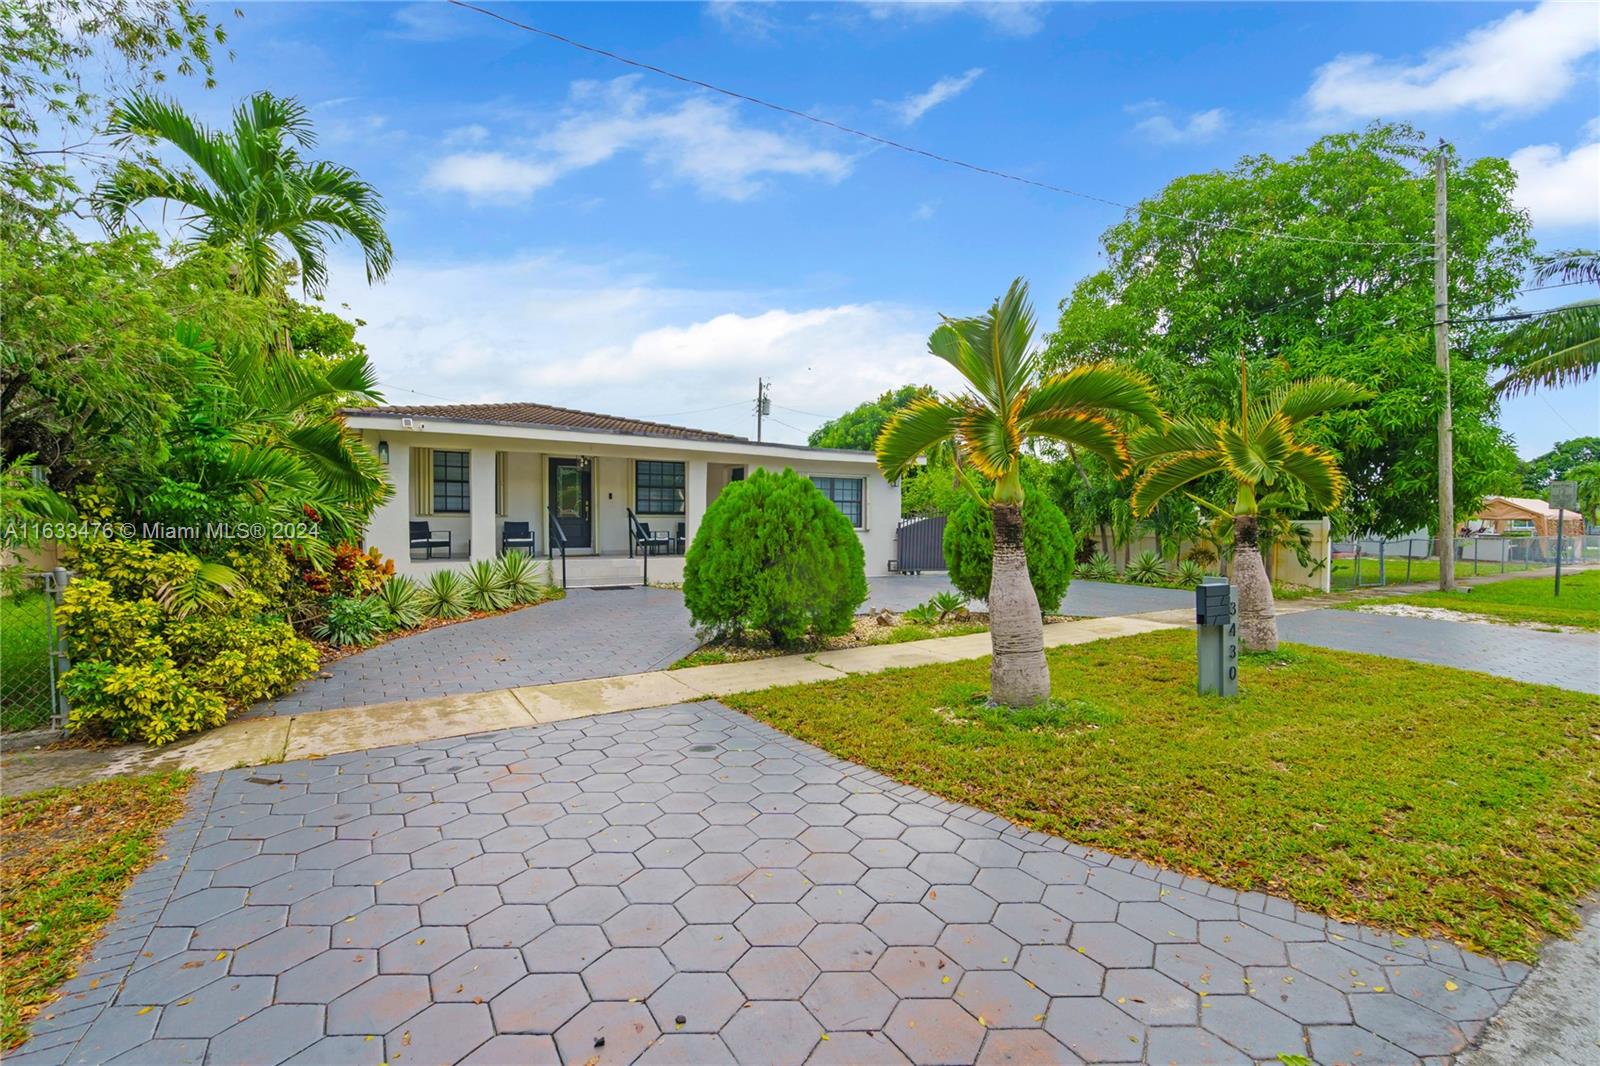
[1231,513,1278,652]
[988,503,1050,705]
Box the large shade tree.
[94,91,393,297]
[877,279,1160,706]
[1130,367,1369,651]
[1045,123,1530,538]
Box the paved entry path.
[248,587,698,717]
[19,703,1527,1066]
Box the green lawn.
[2,772,192,1048]
[0,592,54,732]
[1348,569,1600,630]
[724,630,1600,961]
[1332,550,1588,589]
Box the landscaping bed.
[1344,570,1599,631]
[670,610,994,668]
[1,771,192,1049]
[723,629,1600,961]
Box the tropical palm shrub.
[495,551,544,604]
[1126,550,1169,585]
[877,279,1159,705]
[683,468,867,648]
[96,91,393,298]
[375,574,425,628]
[464,560,510,613]
[316,595,393,647]
[1173,559,1207,589]
[944,493,1076,613]
[420,569,469,620]
[1131,366,1368,650]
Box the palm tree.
[153,325,393,557]
[1494,250,1599,397]
[876,279,1161,706]
[1130,364,1368,652]
[95,92,393,298]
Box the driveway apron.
[17,702,1529,1066]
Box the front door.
[548,458,592,549]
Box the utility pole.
[1434,140,1456,592]
[754,378,770,442]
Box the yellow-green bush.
[57,537,318,745]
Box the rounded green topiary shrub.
[683,468,869,647]
[943,493,1075,611]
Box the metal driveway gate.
[893,514,947,573]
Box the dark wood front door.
[548,458,592,549]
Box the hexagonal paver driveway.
[17,703,1528,1065]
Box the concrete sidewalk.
[1,615,1176,796]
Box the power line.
[378,380,470,404]
[639,399,751,419]
[444,0,1431,252]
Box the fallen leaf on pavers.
[137,1007,153,1015]
[1445,980,1459,991]
[401,1031,411,1047]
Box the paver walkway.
[17,702,1528,1066]
[247,587,698,717]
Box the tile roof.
[344,402,748,443]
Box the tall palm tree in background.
[876,279,1161,707]
[95,92,393,298]
[1130,364,1369,652]
[1494,250,1599,397]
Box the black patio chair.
[501,520,536,556]
[628,508,673,557]
[675,522,687,554]
[410,521,451,559]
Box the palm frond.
[957,405,1018,481]
[1277,444,1348,511]
[1130,417,1217,464]
[1262,377,1372,426]
[1532,249,1600,287]
[1132,454,1223,516]
[1494,299,1600,396]
[1028,413,1131,474]
[874,396,965,480]
[1018,364,1162,427]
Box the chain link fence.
[1,571,69,734]
[1330,534,1600,591]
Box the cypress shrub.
[943,493,1075,611]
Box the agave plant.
[420,569,469,620]
[928,591,967,621]
[494,551,543,604]
[464,560,511,613]
[376,574,425,628]
[1127,550,1169,585]
[1172,559,1207,589]
[902,602,941,626]
[1087,552,1117,582]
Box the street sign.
[1550,480,1578,511]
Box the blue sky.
[174,1,1597,453]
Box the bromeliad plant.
[1131,364,1369,651]
[876,278,1160,707]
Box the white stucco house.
[346,402,899,584]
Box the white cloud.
[864,2,1047,37]
[443,123,490,147]
[1510,138,1600,228]
[912,200,938,220]
[426,76,852,203]
[323,252,960,444]
[1307,1,1600,117]
[1130,107,1229,145]
[706,1,779,38]
[887,68,984,125]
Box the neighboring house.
[345,403,897,582]
[1468,496,1586,537]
